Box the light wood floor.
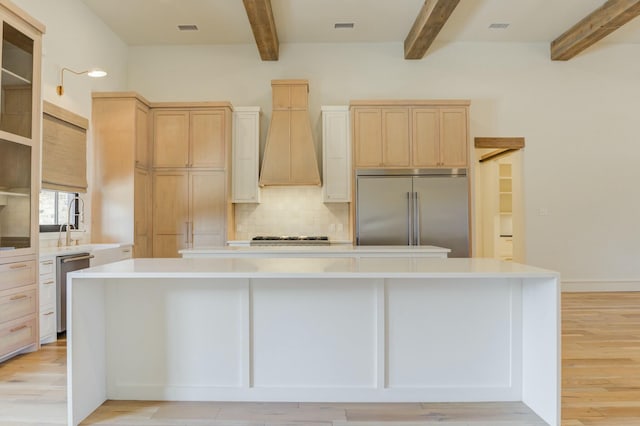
[562,292,640,425]
[1,292,639,425]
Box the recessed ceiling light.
[334,22,355,29]
[488,23,510,29]
[178,24,199,31]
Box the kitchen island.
[180,244,451,258]
[67,257,559,426]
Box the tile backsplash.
[234,187,350,241]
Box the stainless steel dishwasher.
[56,253,93,333]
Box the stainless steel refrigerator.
[356,169,469,257]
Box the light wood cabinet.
[92,93,152,258]
[352,101,469,169]
[352,107,410,168]
[0,257,38,361]
[439,108,468,167]
[232,107,261,203]
[153,170,225,257]
[135,103,150,168]
[353,108,382,167]
[322,106,351,203]
[412,107,468,167]
[153,110,189,168]
[0,3,44,362]
[153,109,227,169]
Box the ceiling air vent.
[488,23,509,29]
[334,22,355,29]
[178,24,199,31]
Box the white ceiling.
[80,0,640,46]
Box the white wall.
[13,0,129,245]
[128,41,640,282]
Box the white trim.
[562,280,640,292]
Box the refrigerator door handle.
[414,192,421,245]
[407,191,413,245]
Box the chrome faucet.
[57,195,84,247]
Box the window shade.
[42,102,88,193]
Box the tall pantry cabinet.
[92,96,233,258]
[152,103,232,258]
[91,93,152,258]
[0,2,44,362]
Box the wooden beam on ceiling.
[404,0,461,60]
[474,137,525,149]
[242,0,279,61]
[551,0,640,61]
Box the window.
[39,190,78,232]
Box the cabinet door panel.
[0,289,36,324]
[290,85,308,109]
[134,169,151,258]
[382,108,410,167]
[440,108,468,167]
[190,110,225,168]
[272,85,290,109]
[0,260,35,292]
[153,111,189,167]
[232,110,260,202]
[290,110,320,185]
[152,172,189,257]
[190,171,225,247]
[152,235,187,258]
[260,110,291,184]
[353,108,382,167]
[412,108,439,167]
[135,103,149,168]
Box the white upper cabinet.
[322,106,351,203]
[232,107,261,203]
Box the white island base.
[67,257,560,426]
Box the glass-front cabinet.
[0,2,44,363]
[1,21,33,138]
[0,138,31,250]
[0,4,43,259]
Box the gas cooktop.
[250,236,330,246]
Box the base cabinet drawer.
[0,260,36,292]
[39,307,56,344]
[0,289,36,324]
[39,258,54,275]
[0,317,36,358]
[39,276,56,307]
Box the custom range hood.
[259,79,321,186]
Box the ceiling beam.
[242,0,279,61]
[404,0,461,60]
[551,0,640,61]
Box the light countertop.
[180,245,451,254]
[70,257,558,279]
[40,243,131,258]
